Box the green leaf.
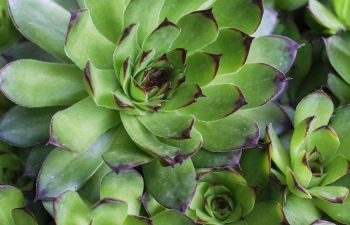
[36,128,117,200]
[142,19,181,56]
[327,73,350,104]
[8,0,70,61]
[322,155,349,186]
[50,97,120,153]
[294,91,333,131]
[192,149,241,169]
[0,106,60,147]
[0,186,24,225]
[171,9,218,54]
[24,145,55,178]
[308,126,339,161]
[286,167,312,199]
[91,199,128,225]
[142,193,167,217]
[122,216,151,225]
[212,0,263,34]
[100,170,144,215]
[290,117,314,163]
[195,114,258,152]
[292,151,312,188]
[246,35,299,73]
[309,186,349,203]
[332,0,350,27]
[12,208,38,225]
[152,210,195,225]
[308,0,345,33]
[53,191,91,225]
[65,9,115,69]
[275,0,308,10]
[143,159,196,211]
[284,194,321,225]
[212,63,287,108]
[180,84,246,121]
[159,0,207,22]
[0,60,86,107]
[204,28,252,75]
[240,147,270,188]
[103,126,152,172]
[138,111,194,140]
[325,33,350,84]
[85,0,126,43]
[244,201,284,225]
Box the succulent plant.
[266,91,350,224]
[0,0,20,51]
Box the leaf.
[191,149,241,169]
[11,208,38,225]
[309,186,349,203]
[53,191,91,225]
[8,0,71,61]
[322,155,349,186]
[212,63,287,108]
[294,91,333,131]
[24,145,55,178]
[332,0,350,27]
[246,35,299,73]
[284,194,321,225]
[180,84,246,121]
[171,9,218,54]
[275,0,308,10]
[307,126,339,161]
[292,151,312,188]
[65,9,115,69]
[100,170,144,215]
[0,186,24,225]
[244,201,284,225]
[325,33,350,84]
[204,28,252,75]
[91,199,128,225]
[103,126,152,172]
[195,114,258,152]
[285,167,312,199]
[50,97,120,153]
[85,0,126,43]
[159,0,207,22]
[36,128,117,200]
[143,159,196,211]
[308,0,345,33]
[0,60,86,107]
[327,73,350,104]
[0,106,60,147]
[152,210,195,225]
[122,216,151,225]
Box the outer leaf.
[325,33,350,84]
[246,35,299,73]
[309,186,349,203]
[143,159,196,211]
[195,114,258,152]
[332,0,350,27]
[8,0,70,61]
[314,193,350,224]
[53,191,91,225]
[91,199,128,225]
[152,210,195,225]
[244,201,285,225]
[12,208,38,225]
[0,106,60,147]
[212,0,263,34]
[100,170,144,215]
[322,155,349,186]
[0,60,86,107]
[0,186,24,225]
[191,149,241,169]
[122,216,151,225]
[327,73,350,104]
[24,145,55,178]
[65,9,115,69]
[286,167,312,199]
[172,9,218,54]
[159,0,207,22]
[308,126,339,161]
[50,97,120,153]
[36,128,117,200]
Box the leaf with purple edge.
[159,0,208,22]
[192,149,242,169]
[195,114,259,152]
[285,167,312,199]
[152,210,196,225]
[65,9,115,70]
[11,208,38,225]
[122,216,152,225]
[100,170,144,215]
[309,186,349,203]
[246,35,299,73]
[50,97,120,153]
[292,151,312,188]
[0,60,87,107]
[143,159,196,211]
[91,199,128,225]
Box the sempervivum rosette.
[266,91,350,224]
[0,0,298,222]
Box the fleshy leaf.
[212,0,263,34]
[143,159,196,211]
[85,0,126,43]
[36,128,116,200]
[293,151,312,188]
[0,186,24,225]
[309,186,349,203]
[332,0,350,27]
[0,60,86,107]
[91,199,128,225]
[103,126,152,172]
[24,145,55,179]
[192,149,241,169]
[244,201,284,225]
[325,33,350,84]
[65,9,115,69]
[286,167,312,199]
[100,170,144,215]
[50,97,120,153]
[195,114,258,152]
[152,210,195,225]
[204,28,252,75]
[290,117,314,163]
[246,35,299,73]
[180,84,246,121]
[8,0,70,61]
[322,155,349,186]
[308,126,339,161]
[12,208,38,225]
[159,0,207,22]
[0,106,60,147]
[212,63,287,108]
[122,216,151,225]
[327,73,350,104]
[53,191,91,225]
[171,9,218,54]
